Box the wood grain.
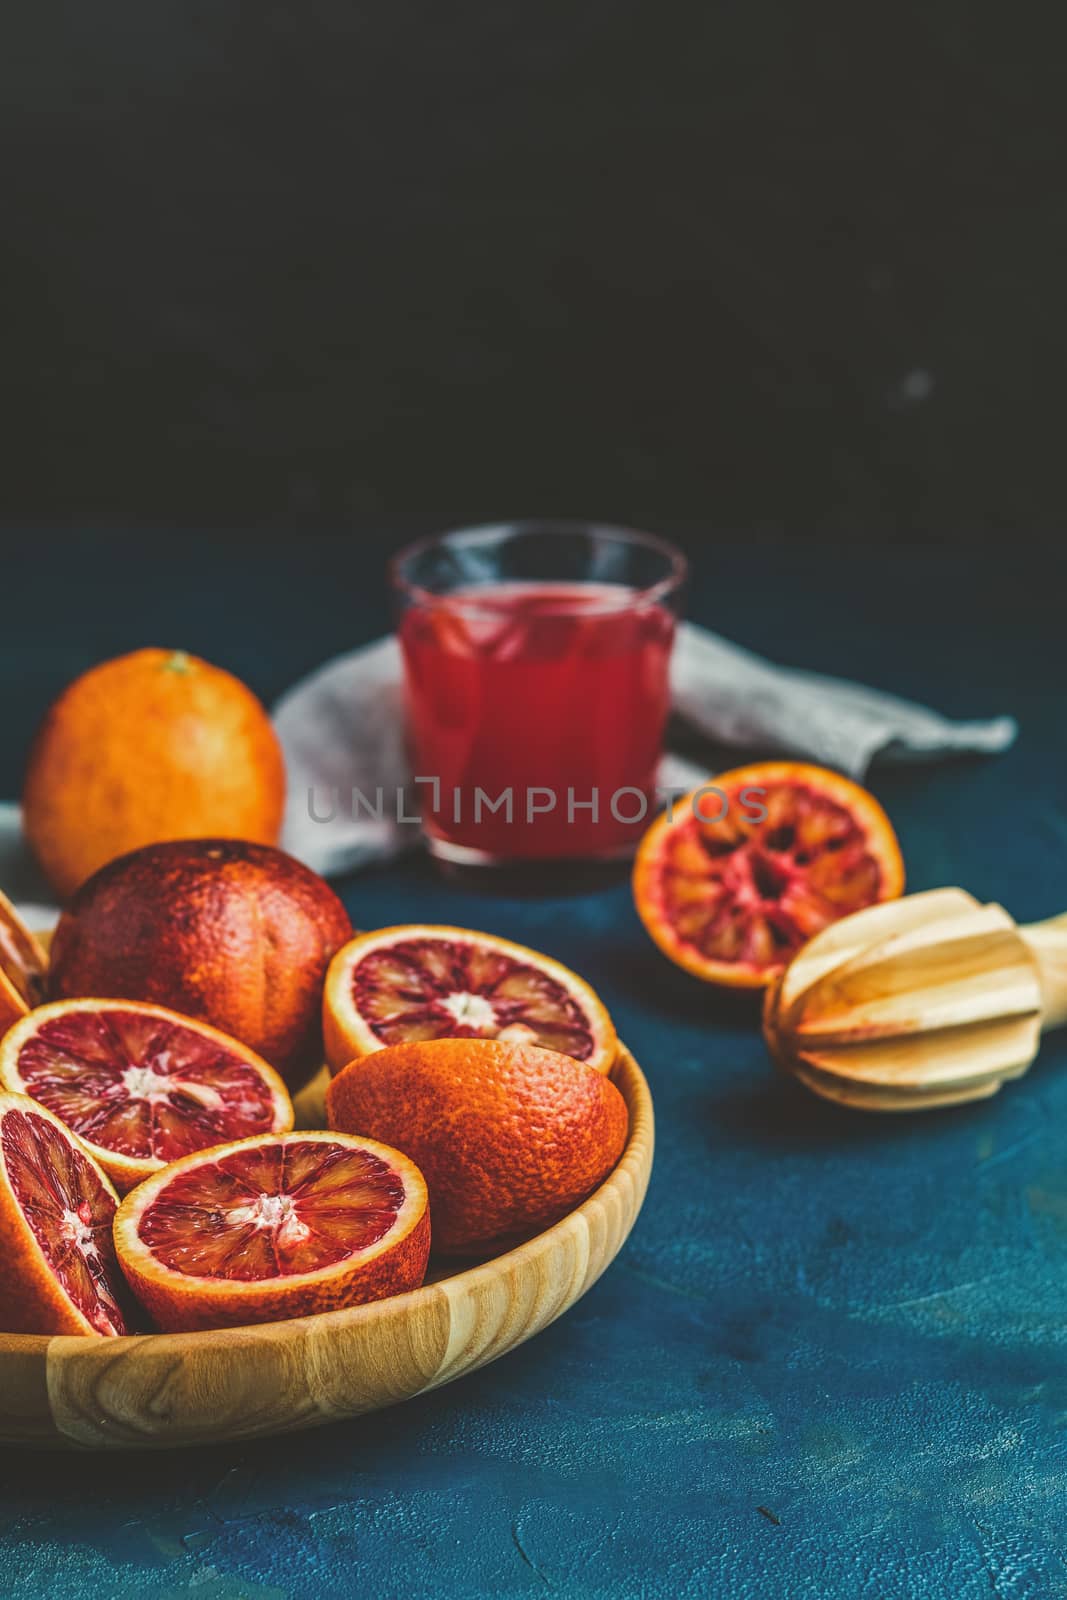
[0,1045,653,1449]
[1021,912,1067,1031]
[767,890,1067,1112]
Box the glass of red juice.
[391,521,687,867]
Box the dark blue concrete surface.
[1,530,1065,1598]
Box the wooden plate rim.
[0,1043,654,1448]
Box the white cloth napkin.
[0,801,58,926]
[273,624,1017,878]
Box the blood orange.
[22,647,286,899]
[0,1000,293,1192]
[323,925,617,1076]
[0,1091,136,1336]
[0,890,48,1041]
[48,839,353,1090]
[633,761,904,988]
[113,1131,430,1331]
[327,1037,629,1257]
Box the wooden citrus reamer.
[763,889,1067,1111]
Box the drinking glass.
[391,521,687,866]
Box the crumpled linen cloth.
[272,623,1017,878]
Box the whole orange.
[48,839,353,1091]
[326,1037,629,1257]
[22,647,286,898]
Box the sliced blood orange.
[322,925,617,1075]
[113,1130,430,1331]
[0,1091,136,1336]
[0,890,48,1041]
[0,999,293,1192]
[633,761,904,988]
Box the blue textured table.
[2,530,1065,1599]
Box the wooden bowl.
[0,1045,653,1450]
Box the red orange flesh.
[0,999,293,1192]
[113,1131,430,1331]
[633,761,904,988]
[323,925,617,1075]
[0,1091,135,1336]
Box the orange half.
[0,1090,135,1336]
[323,924,618,1075]
[113,1130,431,1331]
[0,890,48,1041]
[0,999,293,1191]
[633,761,904,988]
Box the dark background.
[4,19,1067,1588]
[4,2,1066,542]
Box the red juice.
[399,582,676,860]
